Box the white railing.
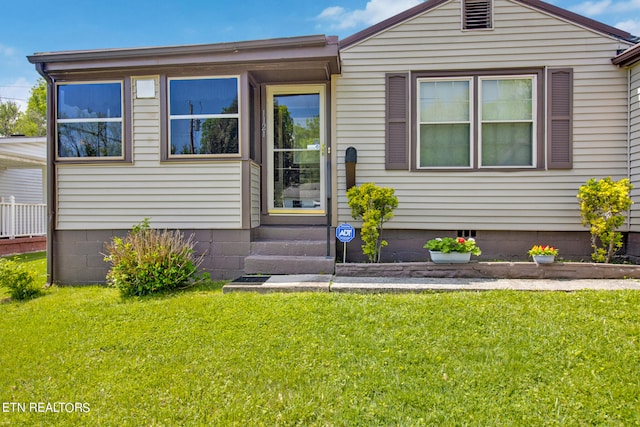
[0,196,47,239]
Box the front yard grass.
[0,272,638,425]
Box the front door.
[266,85,326,215]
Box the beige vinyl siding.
[250,162,261,228]
[56,76,243,230]
[335,0,633,231]
[629,65,640,230]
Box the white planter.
[429,251,472,264]
[532,255,555,264]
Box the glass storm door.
[267,85,325,214]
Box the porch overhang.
[27,35,341,81]
[0,137,46,169]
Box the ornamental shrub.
[346,183,398,263]
[577,177,633,263]
[103,219,205,297]
[0,259,42,301]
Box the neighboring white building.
[0,136,46,204]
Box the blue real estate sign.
[336,223,355,243]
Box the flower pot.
[429,251,472,264]
[532,255,555,264]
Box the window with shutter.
[463,0,493,30]
[386,73,409,170]
[547,69,573,169]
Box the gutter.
[34,62,56,286]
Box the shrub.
[0,258,42,301]
[577,177,633,263]
[103,219,205,297]
[346,183,398,263]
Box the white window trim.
[167,75,241,158]
[478,75,537,169]
[55,80,125,161]
[416,77,474,170]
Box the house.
[28,0,640,284]
[0,136,46,204]
[0,136,47,255]
[612,42,640,260]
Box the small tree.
[577,177,633,263]
[346,183,398,263]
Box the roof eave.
[612,42,640,66]
[28,35,341,76]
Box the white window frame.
[167,75,240,158]
[55,80,124,161]
[416,77,474,169]
[478,75,537,169]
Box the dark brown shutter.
[386,73,409,170]
[547,68,573,169]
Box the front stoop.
[244,226,335,275]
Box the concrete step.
[250,240,329,256]
[244,255,335,275]
[252,225,330,241]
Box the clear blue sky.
[1,0,638,110]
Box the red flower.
[457,237,466,243]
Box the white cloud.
[317,0,424,31]
[0,43,16,57]
[0,77,33,111]
[572,0,612,16]
[616,18,640,35]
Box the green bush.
[577,177,633,263]
[346,183,398,263]
[0,258,42,301]
[103,219,205,297]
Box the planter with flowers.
[424,237,482,263]
[528,245,558,264]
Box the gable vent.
[463,0,492,30]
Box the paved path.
[222,274,640,293]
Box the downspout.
[34,62,56,286]
[627,66,632,233]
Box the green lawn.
[0,256,639,425]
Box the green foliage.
[1,289,639,425]
[346,183,399,262]
[577,177,633,263]
[0,100,20,136]
[15,78,47,136]
[425,237,482,255]
[0,79,47,137]
[0,258,42,300]
[103,219,205,296]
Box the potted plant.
[528,245,558,264]
[424,237,481,263]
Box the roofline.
[612,42,640,66]
[340,0,634,49]
[340,0,449,49]
[517,0,632,41]
[28,35,338,64]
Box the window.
[418,78,472,167]
[463,0,492,30]
[56,82,124,159]
[168,77,239,157]
[479,77,535,167]
[416,73,537,169]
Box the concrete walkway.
[222,274,640,293]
